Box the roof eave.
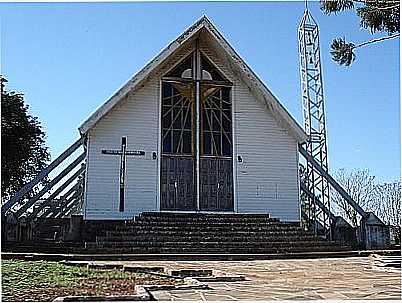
[78,17,207,135]
[79,16,308,144]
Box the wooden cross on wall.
[101,137,145,212]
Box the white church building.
[79,16,307,222]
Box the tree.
[1,76,50,201]
[375,181,401,242]
[331,168,377,226]
[320,0,400,66]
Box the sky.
[1,1,400,183]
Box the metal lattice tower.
[298,8,331,239]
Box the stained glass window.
[201,86,232,156]
[165,53,193,79]
[162,51,231,157]
[162,82,194,155]
[200,54,226,81]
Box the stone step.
[35,217,69,224]
[86,240,339,249]
[113,223,304,232]
[139,212,272,219]
[35,226,61,231]
[135,215,280,224]
[131,220,294,227]
[105,229,314,238]
[34,229,61,236]
[80,244,351,254]
[2,240,81,253]
[33,226,62,239]
[97,234,318,243]
[75,213,353,254]
[160,245,351,253]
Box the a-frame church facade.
[79,17,307,222]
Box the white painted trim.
[78,16,307,144]
[296,146,301,221]
[157,80,162,212]
[195,47,201,210]
[121,135,128,213]
[231,84,238,213]
[83,132,91,219]
[162,45,196,77]
[199,49,234,83]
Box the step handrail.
[40,182,81,218]
[2,138,83,215]
[28,165,85,219]
[298,144,367,218]
[13,152,86,218]
[300,181,336,221]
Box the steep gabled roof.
[79,16,307,143]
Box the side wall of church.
[83,78,160,220]
[233,82,300,221]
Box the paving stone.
[194,275,246,282]
[48,256,402,300]
[53,294,148,301]
[169,269,213,277]
[86,263,123,270]
[120,257,401,300]
[123,265,164,273]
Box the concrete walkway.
[87,257,401,300]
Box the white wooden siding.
[84,78,159,220]
[234,81,300,221]
[84,34,300,221]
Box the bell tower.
[298,5,331,239]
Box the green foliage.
[321,0,354,14]
[1,77,50,200]
[357,4,400,34]
[2,259,138,288]
[330,38,356,66]
[320,0,400,66]
[1,259,177,302]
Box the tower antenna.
[298,7,331,239]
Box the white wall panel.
[84,79,159,219]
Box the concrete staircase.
[31,218,69,242]
[1,217,78,253]
[84,212,351,254]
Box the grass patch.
[1,259,178,302]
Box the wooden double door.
[160,66,233,211]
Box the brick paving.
[87,257,401,300]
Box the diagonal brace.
[299,144,366,217]
[2,138,83,214]
[13,152,86,218]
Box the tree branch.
[353,0,400,5]
[354,33,400,48]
